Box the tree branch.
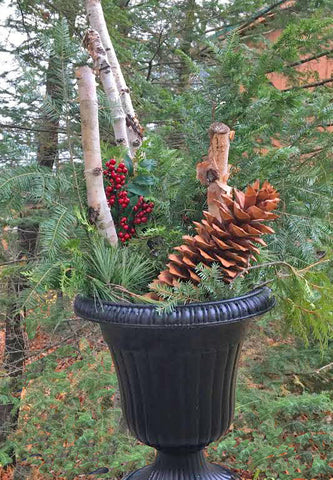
[283,77,333,91]
[236,0,291,35]
[0,123,68,134]
[286,48,333,68]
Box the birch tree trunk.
[76,65,118,246]
[85,0,143,158]
[83,29,130,152]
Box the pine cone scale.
[150,180,280,297]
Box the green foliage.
[4,326,332,478]
[152,263,246,313]
[0,166,58,213]
[10,341,153,478]
[144,134,206,227]
[273,262,333,349]
[22,228,156,309]
[207,338,333,480]
[39,206,77,260]
[79,236,156,303]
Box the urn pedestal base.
[123,450,240,480]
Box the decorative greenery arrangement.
[0,0,332,477]
[0,0,331,338]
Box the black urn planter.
[74,287,275,480]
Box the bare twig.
[283,77,333,91]
[286,48,333,68]
[316,362,333,373]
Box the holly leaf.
[124,153,134,176]
[140,158,157,172]
[126,183,150,196]
[134,175,156,186]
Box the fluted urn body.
[74,287,275,480]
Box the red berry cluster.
[104,159,129,208]
[133,196,154,225]
[103,159,154,243]
[118,217,136,242]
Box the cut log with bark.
[76,65,118,246]
[196,122,234,217]
[85,0,143,159]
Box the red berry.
[110,159,116,165]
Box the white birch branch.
[76,65,118,246]
[83,29,130,153]
[85,0,143,158]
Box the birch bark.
[85,0,143,157]
[76,65,118,246]
[84,29,129,152]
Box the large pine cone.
[150,180,279,296]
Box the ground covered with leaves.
[1,316,332,480]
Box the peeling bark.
[76,66,118,246]
[83,29,130,152]
[196,122,234,218]
[85,0,143,158]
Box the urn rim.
[74,286,275,327]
